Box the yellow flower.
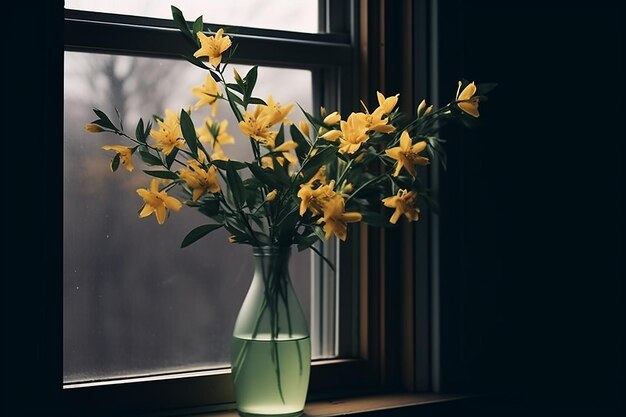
[382,189,420,224]
[178,161,221,201]
[317,196,362,241]
[192,74,220,115]
[338,112,369,154]
[355,108,396,134]
[193,28,232,67]
[197,118,234,148]
[385,131,430,177]
[150,109,184,156]
[136,179,183,224]
[455,81,480,117]
[263,96,294,126]
[376,91,399,114]
[239,108,277,147]
[101,145,134,172]
[297,180,337,216]
[85,123,104,133]
[261,141,298,170]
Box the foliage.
[85,6,494,264]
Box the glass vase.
[231,246,311,417]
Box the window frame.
[62,1,379,414]
[60,0,445,415]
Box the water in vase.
[232,334,311,417]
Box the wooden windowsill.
[195,393,478,417]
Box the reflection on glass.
[65,0,318,33]
[64,51,314,383]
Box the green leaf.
[92,109,118,131]
[277,209,300,245]
[290,124,311,162]
[181,224,222,248]
[135,118,147,143]
[245,187,260,211]
[312,225,326,242]
[297,104,323,132]
[249,213,265,229]
[226,89,243,122]
[476,82,498,95]
[248,97,267,106]
[227,91,245,107]
[226,83,245,95]
[226,163,246,208]
[275,123,285,147]
[143,170,179,180]
[299,146,337,184]
[153,114,163,123]
[181,54,212,72]
[192,16,203,40]
[179,109,198,157]
[171,6,196,45]
[110,153,120,172]
[144,120,152,139]
[211,159,248,170]
[197,198,221,217]
[247,163,284,188]
[262,153,290,185]
[243,177,263,189]
[139,150,163,166]
[165,147,179,169]
[295,233,318,251]
[243,65,258,104]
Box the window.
[62,1,444,415]
[65,0,318,33]
[63,1,370,414]
[64,52,315,382]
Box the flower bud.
[85,123,104,133]
[321,130,341,141]
[340,183,353,194]
[323,111,341,126]
[299,120,310,137]
[233,68,243,84]
[266,189,278,201]
[417,99,427,116]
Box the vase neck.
[252,246,291,281]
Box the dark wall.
[438,1,625,415]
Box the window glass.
[65,0,319,33]
[64,51,316,383]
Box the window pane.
[65,0,319,33]
[64,52,318,383]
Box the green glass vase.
[231,246,311,417]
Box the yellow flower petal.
[456,81,480,117]
[85,123,104,133]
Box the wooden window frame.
[58,1,451,415]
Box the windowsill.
[191,393,480,417]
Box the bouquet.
[84,6,494,269]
